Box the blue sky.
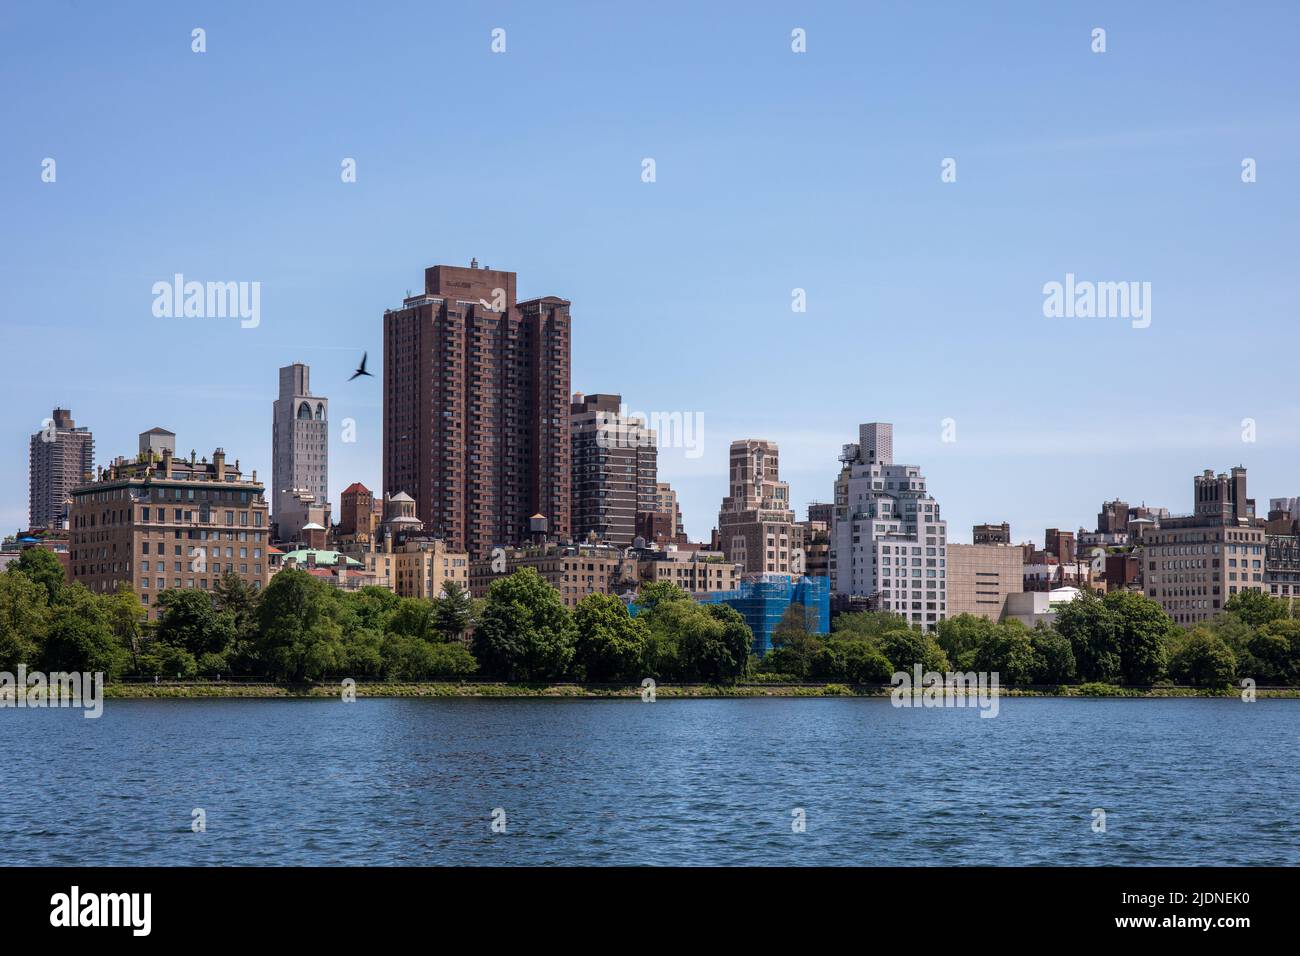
[3,1,1298,545]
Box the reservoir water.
[3,697,1296,865]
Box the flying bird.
[349,352,373,381]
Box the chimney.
[213,448,226,482]
[162,447,173,479]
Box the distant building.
[391,537,470,599]
[68,445,269,619]
[1044,528,1076,565]
[336,482,377,542]
[29,408,94,530]
[829,423,947,630]
[697,575,830,657]
[946,543,1023,621]
[1142,466,1263,626]
[279,548,375,591]
[570,393,657,547]
[717,439,796,574]
[469,542,626,608]
[272,363,329,528]
[973,522,1011,545]
[383,262,571,557]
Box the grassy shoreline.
[96,681,1300,700]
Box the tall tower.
[829,422,947,630]
[570,393,657,546]
[272,363,329,524]
[383,262,572,557]
[28,408,94,529]
[716,439,796,574]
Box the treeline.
[761,589,1300,688]
[4,548,1299,688]
[0,551,751,684]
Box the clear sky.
[3,1,1298,545]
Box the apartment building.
[383,261,570,557]
[829,423,947,630]
[717,439,796,574]
[1143,466,1264,626]
[29,408,94,530]
[68,439,270,619]
[570,392,657,547]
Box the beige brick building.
[946,543,1023,621]
[469,543,627,607]
[68,441,270,620]
[1143,467,1264,626]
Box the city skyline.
[5,2,1300,545]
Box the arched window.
[297,403,312,420]
[315,403,325,420]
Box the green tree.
[1223,590,1289,630]
[433,580,474,643]
[0,568,48,669]
[14,548,66,605]
[212,570,259,644]
[255,569,345,680]
[811,640,893,683]
[936,614,997,671]
[832,610,914,641]
[103,585,147,672]
[971,621,1037,684]
[877,629,950,674]
[1169,629,1237,687]
[472,568,576,680]
[41,585,130,678]
[155,588,234,657]
[1029,626,1077,684]
[572,593,648,682]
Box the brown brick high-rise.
[383,262,571,558]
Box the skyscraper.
[717,439,796,574]
[570,393,657,547]
[272,363,329,528]
[383,261,571,557]
[28,408,94,530]
[829,423,948,630]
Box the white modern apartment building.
[829,423,947,629]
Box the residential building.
[468,542,626,608]
[1142,466,1264,626]
[67,442,270,619]
[29,408,94,530]
[628,545,741,595]
[973,522,1011,545]
[392,537,470,599]
[717,439,796,574]
[829,423,947,630]
[272,364,328,528]
[336,482,377,542]
[570,393,657,547]
[383,261,570,557]
[946,543,1023,621]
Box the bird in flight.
[349,352,373,381]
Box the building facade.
[570,393,657,547]
[383,262,571,557]
[272,363,328,529]
[973,522,1011,545]
[829,423,947,630]
[1142,466,1264,626]
[946,543,1023,621]
[468,542,626,608]
[68,441,270,619]
[29,408,94,530]
[716,439,796,574]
